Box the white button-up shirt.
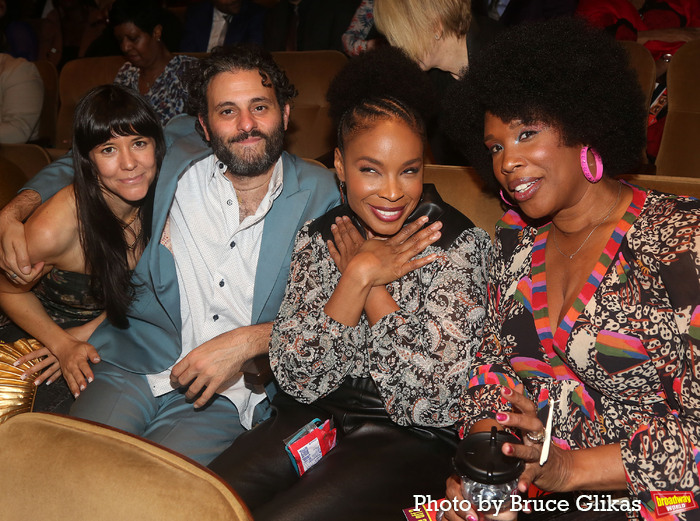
[146,155,284,429]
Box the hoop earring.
[500,189,514,207]
[339,181,346,205]
[580,146,603,183]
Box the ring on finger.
[9,272,18,279]
[526,430,546,443]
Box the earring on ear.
[580,146,603,183]
[339,181,346,205]
[500,189,514,207]
[434,33,440,40]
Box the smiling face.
[335,117,424,238]
[114,22,161,68]
[199,69,289,178]
[483,112,587,220]
[89,134,158,213]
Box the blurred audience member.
[180,0,265,52]
[374,0,500,163]
[264,0,360,52]
[111,0,196,125]
[577,0,700,160]
[0,52,43,143]
[38,0,93,68]
[472,0,577,25]
[341,0,379,55]
[0,0,39,60]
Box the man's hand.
[0,190,44,284]
[169,322,273,408]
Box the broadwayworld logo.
[651,491,698,517]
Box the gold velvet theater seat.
[0,412,253,521]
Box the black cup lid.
[454,427,524,484]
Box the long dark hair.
[72,84,165,328]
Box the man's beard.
[209,120,285,178]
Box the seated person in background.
[110,0,196,125]
[373,0,500,164]
[180,0,265,53]
[0,52,43,144]
[341,0,378,56]
[576,0,700,160]
[0,44,339,465]
[1,84,164,412]
[439,18,700,520]
[208,46,491,521]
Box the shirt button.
[227,199,233,206]
[230,241,236,248]
[219,280,225,287]
[213,314,219,321]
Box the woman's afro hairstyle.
[444,17,647,188]
[326,45,437,152]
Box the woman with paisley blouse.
[209,47,491,521]
[441,18,700,521]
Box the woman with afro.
[209,45,492,521]
[441,17,700,520]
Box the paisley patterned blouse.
[271,210,491,428]
[113,55,198,126]
[459,185,700,519]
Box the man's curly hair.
[444,17,647,192]
[185,44,298,142]
[326,45,436,153]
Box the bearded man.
[0,45,340,464]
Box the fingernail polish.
[468,516,478,521]
[80,384,86,391]
[496,412,508,422]
[88,377,93,383]
[502,386,513,396]
[12,361,19,367]
[20,373,26,381]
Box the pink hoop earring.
[580,146,603,183]
[500,189,514,206]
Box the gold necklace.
[551,183,622,259]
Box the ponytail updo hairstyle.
[72,84,166,328]
[326,45,436,157]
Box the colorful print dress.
[459,185,700,519]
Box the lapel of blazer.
[251,152,310,322]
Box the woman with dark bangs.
[0,84,165,405]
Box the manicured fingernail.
[80,384,86,391]
[502,386,513,396]
[20,373,27,380]
[12,361,19,367]
[503,443,514,455]
[88,377,93,383]
[468,516,478,521]
[496,412,508,422]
